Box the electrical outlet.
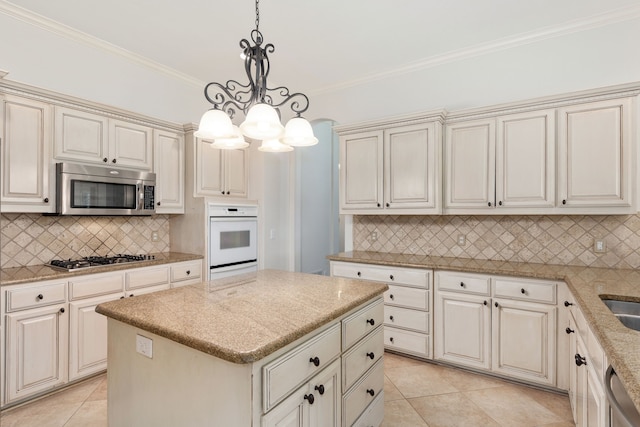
[457,235,466,246]
[136,334,153,358]
[151,231,159,242]
[594,239,606,253]
[370,231,378,242]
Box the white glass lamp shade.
[258,139,293,152]
[194,109,235,139]
[211,126,250,150]
[240,103,284,140]
[280,117,318,147]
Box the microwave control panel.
[144,185,155,210]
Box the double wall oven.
[208,204,258,280]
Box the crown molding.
[311,4,640,96]
[0,1,204,88]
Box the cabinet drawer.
[170,261,201,283]
[385,285,429,310]
[342,326,384,390]
[342,299,384,349]
[125,267,169,290]
[331,262,429,288]
[69,273,124,300]
[384,326,430,358]
[353,390,384,427]
[437,271,490,295]
[493,277,556,304]
[343,358,384,427]
[385,305,429,333]
[6,281,66,312]
[263,323,340,411]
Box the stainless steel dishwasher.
[605,366,640,427]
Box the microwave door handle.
[137,184,142,210]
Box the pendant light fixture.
[196,0,317,151]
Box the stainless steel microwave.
[56,163,156,216]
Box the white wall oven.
[209,204,258,280]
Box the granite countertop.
[96,269,388,364]
[0,252,203,287]
[328,251,640,415]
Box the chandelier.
[195,0,318,152]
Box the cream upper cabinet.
[557,97,634,212]
[194,137,247,198]
[54,107,153,170]
[0,94,54,213]
[154,129,184,213]
[339,130,384,211]
[338,117,443,215]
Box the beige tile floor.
[0,352,575,427]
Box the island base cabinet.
[353,390,384,427]
[343,358,384,427]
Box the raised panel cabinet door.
[384,123,438,210]
[109,119,153,170]
[69,294,120,381]
[225,148,248,197]
[195,137,225,196]
[154,129,185,213]
[496,109,555,209]
[434,291,491,370]
[444,119,496,210]
[1,95,53,212]
[558,97,633,209]
[53,106,108,165]
[308,359,340,427]
[339,131,383,211]
[491,298,556,386]
[6,304,68,404]
[261,385,307,427]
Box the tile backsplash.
[353,214,640,270]
[1,213,170,269]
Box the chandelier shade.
[239,103,285,140]
[281,117,319,147]
[210,126,250,150]
[258,138,294,152]
[194,109,236,140]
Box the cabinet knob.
[389,337,394,343]
[186,270,191,275]
[389,275,394,281]
[566,327,575,334]
[377,203,381,208]
[309,356,320,367]
[366,318,375,326]
[389,315,394,321]
[495,302,499,307]
[226,191,230,195]
[304,394,315,405]
[498,201,503,206]
[460,282,465,288]
[389,294,394,300]
[130,293,134,297]
[221,191,225,195]
[112,159,117,164]
[43,198,49,203]
[484,300,488,306]
[357,271,361,277]
[157,202,161,206]
[59,307,65,314]
[488,202,492,207]
[314,385,325,395]
[520,288,526,294]
[564,301,574,307]
[37,294,44,300]
[120,296,125,299]
[366,389,375,397]
[386,203,390,207]
[366,352,375,360]
[575,353,587,367]
[103,157,108,163]
[562,199,567,205]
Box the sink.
[601,299,640,332]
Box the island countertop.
[96,269,388,364]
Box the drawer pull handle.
[460,282,465,288]
[366,352,375,360]
[566,327,575,334]
[366,389,375,397]
[314,385,325,395]
[366,318,375,326]
[37,294,44,300]
[357,271,361,277]
[520,288,526,294]
[389,275,394,281]
[389,315,394,321]
[304,394,315,404]
[59,308,65,314]
[309,357,320,367]
[389,294,394,300]
[564,301,574,307]
[186,270,191,275]
[575,353,587,367]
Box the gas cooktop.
[49,254,155,272]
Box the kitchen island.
[96,269,388,427]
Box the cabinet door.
[491,298,556,386]
[384,123,439,211]
[444,119,496,210]
[308,359,340,427]
[568,315,579,424]
[5,303,68,403]
[496,110,555,209]
[1,95,53,212]
[69,294,119,381]
[154,129,185,213]
[586,365,606,427]
[434,291,491,370]
[339,131,383,211]
[557,97,633,210]
[109,119,153,170]
[195,137,225,196]
[54,106,109,165]
[575,333,588,427]
[225,148,248,197]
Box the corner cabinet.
[194,136,248,198]
[154,129,185,213]
[337,115,444,215]
[0,94,55,213]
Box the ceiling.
[5,0,640,100]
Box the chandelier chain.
[255,0,260,32]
